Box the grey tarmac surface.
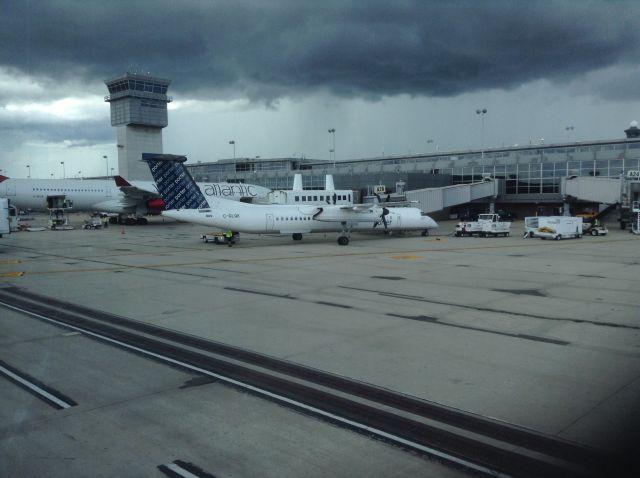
[1,213,639,477]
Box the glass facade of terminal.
[187,138,640,199]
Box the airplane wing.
[114,176,164,210]
[312,204,382,223]
[339,204,377,212]
[114,176,158,196]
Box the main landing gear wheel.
[421,230,429,237]
[337,236,349,246]
[292,233,303,241]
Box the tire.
[591,229,598,236]
[337,236,349,246]
[292,233,303,241]
[555,235,561,241]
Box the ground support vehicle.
[201,232,239,245]
[524,216,582,240]
[47,208,74,230]
[455,213,511,237]
[0,198,10,237]
[632,201,640,235]
[82,218,103,230]
[582,221,608,236]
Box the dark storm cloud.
[2,0,639,101]
[0,119,111,151]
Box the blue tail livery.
[141,153,208,210]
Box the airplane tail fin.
[325,174,335,191]
[141,153,208,210]
[0,175,8,182]
[292,174,303,191]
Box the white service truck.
[524,216,583,240]
[455,213,511,237]
[0,198,11,237]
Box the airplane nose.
[426,216,438,229]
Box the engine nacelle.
[146,198,165,213]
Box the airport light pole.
[565,125,574,141]
[476,108,487,158]
[427,139,434,152]
[60,161,65,179]
[103,155,109,176]
[229,140,236,159]
[328,128,336,167]
[26,165,30,178]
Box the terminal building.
[102,73,639,224]
[187,125,640,220]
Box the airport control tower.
[104,73,172,180]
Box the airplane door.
[266,213,274,231]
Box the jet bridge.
[560,177,622,205]
[405,179,501,214]
[561,175,640,230]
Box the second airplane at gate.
[143,153,437,245]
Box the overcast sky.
[1,0,639,178]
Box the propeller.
[373,193,390,229]
[380,206,390,229]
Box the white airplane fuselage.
[0,178,270,214]
[163,198,437,235]
[0,178,123,212]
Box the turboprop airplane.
[0,174,270,224]
[142,153,438,245]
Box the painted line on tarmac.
[224,286,295,300]
[344,285,640,331]
[387,313,570,346]
[0,299,499,477]
[0,359,77,409]
[158,460,217,478]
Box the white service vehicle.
[524,216,583,240]
[0,198,10,237]
[582,220,608,236]
[455,213,511,237]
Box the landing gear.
[109,214,148,225]
[337,221,352,246]
[421,230,429,237]
[292,233,303,241]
